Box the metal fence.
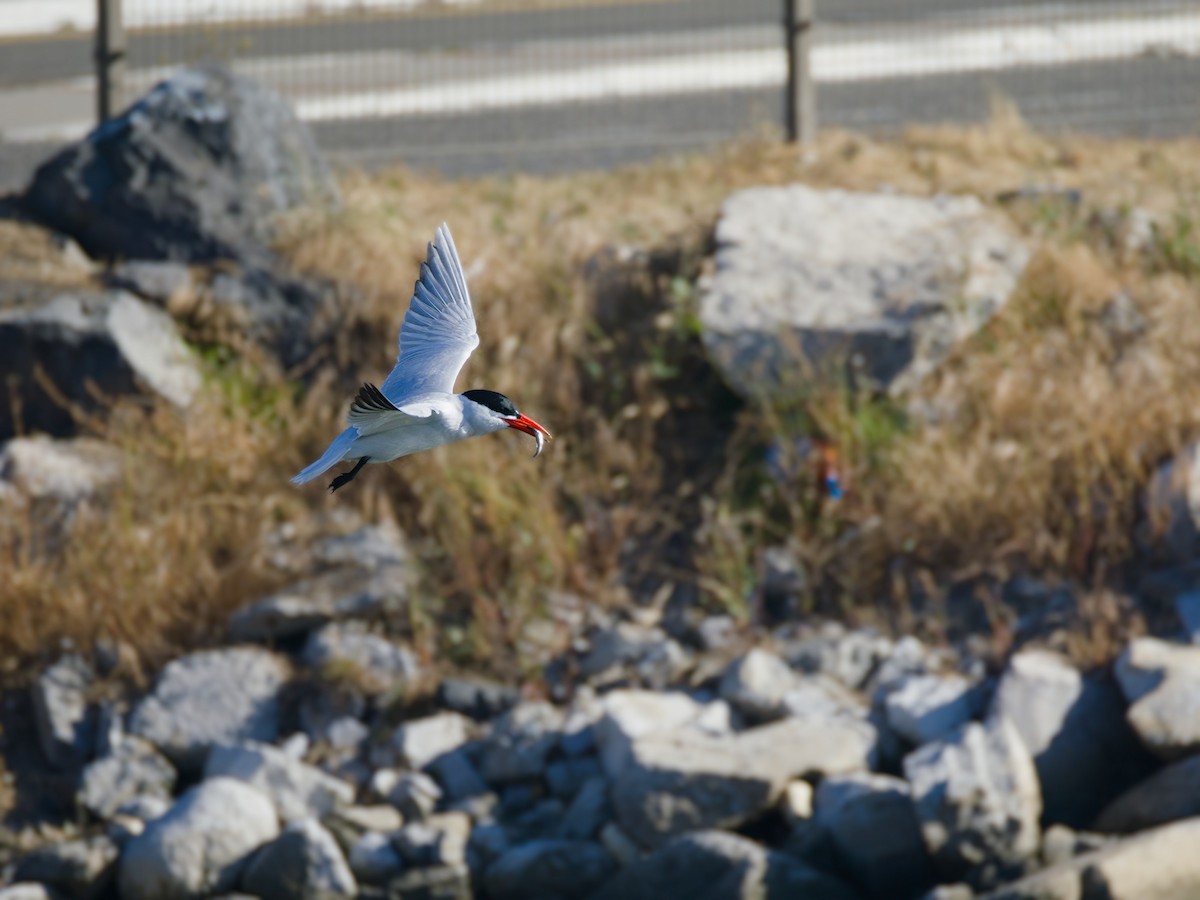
[0,0,1198,180]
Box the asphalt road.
[0,0,1173,87]
[303,54,1200,177]
[0,0,1196,189]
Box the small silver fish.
[531,429,545,458]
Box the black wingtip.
[350,383,398,417]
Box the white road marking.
[4,7,1199,142]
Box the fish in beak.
[506,414,553,457]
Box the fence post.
[96,0,125,124]
[784,0,816,143]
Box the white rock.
[611,715,875,848]
[390,712,471,770]
[204,740,354,823]
[387,771,442,821]
[1115,637,1200,759]
[992,816,1200,900]
[484,839,616,900]
[304,621,419,694]
[815,772,935,899]
[718,648,798,721]
[392,812,471,868]
[588,830,859,900]
[79,736,176,820]
[117,777,279,899]
[128,647,289,771]
[990,648,1146,826]
[884,672,976,746]
[348,831,405,886]
[31,653,94,769]
[700,185,1028,400]
[594,690,710,776]
[780,779,814,825]
[229,566,405,643]
[479,701,563,784]
[904,717,1041,889]
[240,817,357,900]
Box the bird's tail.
[291,427,358,485]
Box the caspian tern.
[292,223,552,493]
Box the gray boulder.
[1114,637,1200,759]
[389,712,472,771]
[0,289,199,440]
[128,646,289,771]
[904,717,1041,888]
[1141,442,1200,565]
[204,740,354,823]
[1094,754,1200,833]
[611,715,875,848]
[579,622,686,688]
[23,65,338,266]
[699,185,1028,400]
[479,701,563,784]
[426,747,489,801]
[986,816,1200,900]
[0,886,58,900]
[718,647,797,721]
[558,776,612,841]
[348,831,405,886]
[392,812,471,868]
[13,835,119,900]
[383,864,471,900]
[594,689,731,776]
[31,653,94,769]
[784,623,893,690]
[386,771,442,821]
[815,772,935,899]
[484,840,615,899]
[240,817,357,900]
[230,566,408,643]
[118,777,279,899]
[0,436,123,545]
[303,621,419,695]
[990,649,1149,826]
[884,672,977,746]
[105,259,194,306]
[437,677,522,721]
[79,735,176,820]
[587,830,859,900]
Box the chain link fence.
[0,0,1198,181]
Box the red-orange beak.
[505,414,553,457]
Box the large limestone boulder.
[904,717,1042,889]
[128,647,290,771]
[587,830,859,900]
[23,65,338,266]
[989,649,1150,827]
[700,185,1028,399]
[0,289,200,439]
[608,715,875,848]
[117,777,279,899]
[1114,637,1200,760]
[986,816,1200,900]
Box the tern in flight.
[292,223,552,493]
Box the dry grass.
[5,111,1200,681]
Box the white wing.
[380,223,480,402]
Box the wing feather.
[381,224,480,402]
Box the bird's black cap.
[463,389,518,417]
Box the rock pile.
[10,549,1200,900]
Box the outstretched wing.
[380,223,480,402]
[346,382,433,436]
